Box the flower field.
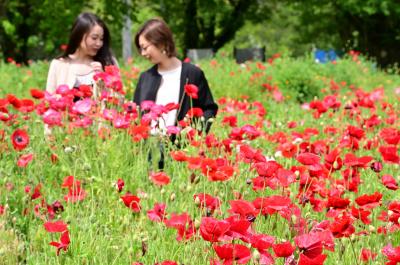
[0,54,400,265]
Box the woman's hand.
[90,61,103,72]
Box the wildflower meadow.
[0,53,400,265]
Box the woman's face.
[80,24,104,57]
[138,35,167,64]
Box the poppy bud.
[170,193,176,201]
[194,196,201,205]
[64,146,73,153]
[291,214,297,224]
[115,178,124,192]
[333,161,339,169]
[194,219,201,229]
[252,249,260,261]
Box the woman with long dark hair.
[46,12,117,94]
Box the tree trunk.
[122,14,132,62]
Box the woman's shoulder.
[50,57,70,67]
[182,62,203,74]
[140,64,159,76]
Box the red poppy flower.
[379,128,400,145]
[170,150,187,161]
[379,146,400,164]
[213,243,251,264]
[250,233,275,251]
[200,217,230,242]
[187,107,203,118]
[343,153,373,168]
[184,83,199,99]
[155,261,178,265]
[229,200,258,222]
[30,88,45,99]
[223,216,253,243]
[150,171,170,186]
[387,201,400,224]
[130,124,150,142]
[201,157,235,182]
[17,99,35,113]
[61,176,81,189]
[240,125,261,140]
[327,196,350,209]
[193,193,221,214]
[115,178,124,192]
[370,161,383,172]
[272,241,295,257]
[253,196,292,216]
[275,168,296,187]
[120,192,141,212]
[253,161,281,177]
[7,94,21,109]
[297,152,321,165]
[11,129,30,151]
[329,214,355,238]
[382,244,400,264]
[238,144,266,163]
[295,233,323,259]
[44,221,68,233]
[17,153,33,167]
[50,230,70,256]
[147,203,167,222]
[222,116,237,127]
[64,185,87,203]
[164,212,196,241]
[351,206,371,224]
[324,148,342,171]
[298,253,327,265]
[382,175,398,190]
[78,85,93,98]
[31,183,42,200]
[346,125,365,140]
[360,248,377,262]
[355,192,382,209]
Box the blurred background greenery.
[0,0,399,67]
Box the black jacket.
[133,62,218,132]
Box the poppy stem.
[349,237,360,265]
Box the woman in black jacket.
[133,18,218,135]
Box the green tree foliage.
[287,0,400,67]
[144,0,269,55]
[0,0,136,63]
[0,0,85,63]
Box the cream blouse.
[46,58,93,92]
[45,57,119,97]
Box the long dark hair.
[135,18,177,57]
[61,12,115,67]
